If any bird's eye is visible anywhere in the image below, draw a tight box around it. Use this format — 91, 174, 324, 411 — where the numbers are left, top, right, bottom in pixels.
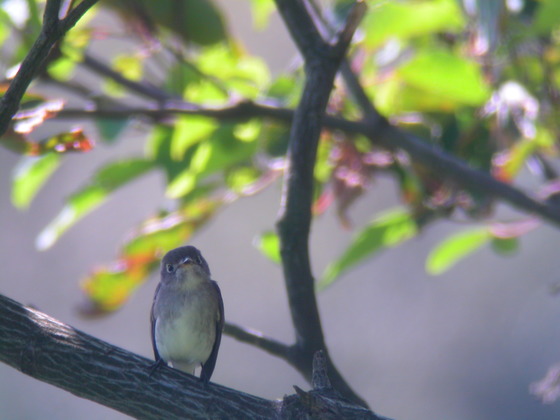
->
166, 264, 175, 273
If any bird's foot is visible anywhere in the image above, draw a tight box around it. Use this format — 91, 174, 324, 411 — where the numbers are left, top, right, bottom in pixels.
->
148, 358, 166, 377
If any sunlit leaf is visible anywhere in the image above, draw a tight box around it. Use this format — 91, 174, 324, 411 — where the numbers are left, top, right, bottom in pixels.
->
254, 231, 280, 263
166, 170, 197, 198
81, 253, 158, 314
166, 124, 258, 199
249, 0, 275, 30
47, 57, 77, 81
196, 45, 270, 98
320, 208, 417, 289
11, 153, 61, 209
493, 139, 537, 182
226, 166, 261, 193
233, 120, 261, 143
363, 0, 464, 47
170, 116, 216, 161
124, 198, 221, 257
426, 227, 490, 275
37, 159, 155, 249
398, 49, 490, 107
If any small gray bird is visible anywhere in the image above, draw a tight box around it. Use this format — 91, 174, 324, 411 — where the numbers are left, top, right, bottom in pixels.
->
150, 246, 224, 383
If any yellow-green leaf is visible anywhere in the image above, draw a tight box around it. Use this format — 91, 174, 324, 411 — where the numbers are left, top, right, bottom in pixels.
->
426, 227, 490, 275
12, 153, 61, 209
37, 159, 154, 249
254, 231, 280, 263
398, 49, 490, 107
363, 0, 464, 48
320, 208, 417, 289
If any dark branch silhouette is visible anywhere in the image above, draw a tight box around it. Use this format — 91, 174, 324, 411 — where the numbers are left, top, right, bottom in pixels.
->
274, 0, 368, 407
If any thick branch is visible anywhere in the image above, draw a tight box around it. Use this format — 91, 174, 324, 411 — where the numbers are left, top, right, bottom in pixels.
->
274, 0, 368, 408
0, 0, 99, 137
0, 293, 385, 419
0, 294, 275, 419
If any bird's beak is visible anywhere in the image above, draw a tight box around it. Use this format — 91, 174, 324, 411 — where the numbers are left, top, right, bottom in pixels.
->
180, 257, 194, 266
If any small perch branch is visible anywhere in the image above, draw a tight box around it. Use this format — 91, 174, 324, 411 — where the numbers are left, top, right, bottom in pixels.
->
224, 322, 292, 361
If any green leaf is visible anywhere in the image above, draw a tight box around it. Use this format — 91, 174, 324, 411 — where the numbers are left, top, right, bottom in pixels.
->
254, 231, 280, 263
363, 0, 464, 47
226, 166, 261, 193
36, 159, 154, 250
398, 49, 490, 107
170, 116, 216, 161
320, 208, 417, 289
250, 0, 275, 30
165, 124, 258, 199
11, 153, 61, 209
491, 237, 518, 255
113, 54, 143, 81
533, 0, 560, 34
47, 56, 77, 81
82, 258, 154, 313
95, 118, 129, 144
426, 227, 490, 275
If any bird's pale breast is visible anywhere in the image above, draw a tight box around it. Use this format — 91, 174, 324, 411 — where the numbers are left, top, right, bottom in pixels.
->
154, 285, 219, 373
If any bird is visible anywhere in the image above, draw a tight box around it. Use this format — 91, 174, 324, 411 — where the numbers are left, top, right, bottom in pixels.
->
150, 245, 224, 383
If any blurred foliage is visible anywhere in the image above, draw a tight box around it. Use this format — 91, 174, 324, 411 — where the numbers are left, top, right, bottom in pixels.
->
2, 0, 560, 311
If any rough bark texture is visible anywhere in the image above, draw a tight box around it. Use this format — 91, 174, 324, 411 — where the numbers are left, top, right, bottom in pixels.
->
0, 293, 387, 419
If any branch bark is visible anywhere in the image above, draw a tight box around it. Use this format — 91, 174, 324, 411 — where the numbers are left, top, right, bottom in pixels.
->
274, 0, 368, 408
0, 293, 385, 420
54, 99, 560, 227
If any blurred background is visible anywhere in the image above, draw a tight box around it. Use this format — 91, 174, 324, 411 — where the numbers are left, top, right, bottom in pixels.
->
2, 1, 560, 419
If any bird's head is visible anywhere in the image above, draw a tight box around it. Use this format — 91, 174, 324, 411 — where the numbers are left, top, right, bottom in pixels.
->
160, 246, 211, 287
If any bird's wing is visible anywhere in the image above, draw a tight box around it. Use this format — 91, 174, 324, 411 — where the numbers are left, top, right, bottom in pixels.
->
200, 280, 224, 383
150, 282, 162, 361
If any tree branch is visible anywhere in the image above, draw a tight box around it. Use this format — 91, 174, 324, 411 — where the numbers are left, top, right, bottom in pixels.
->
53, 98, 560, 228
81, 53, 173, 102
274, 0, 368, 408
0, 0, 99, 138
224, 322, 292, 361
0, 293, 385, 419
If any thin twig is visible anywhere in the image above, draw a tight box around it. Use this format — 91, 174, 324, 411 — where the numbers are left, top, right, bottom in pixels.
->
223, 322, 292, 361
81, 53, 173, 102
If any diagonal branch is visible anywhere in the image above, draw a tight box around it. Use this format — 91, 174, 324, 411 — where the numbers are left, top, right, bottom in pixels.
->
0, 0, 99, 138
0, 293, 385, 419
0, 294, 274, 419
81, 53, 173, 102
274, 0, 368, 408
